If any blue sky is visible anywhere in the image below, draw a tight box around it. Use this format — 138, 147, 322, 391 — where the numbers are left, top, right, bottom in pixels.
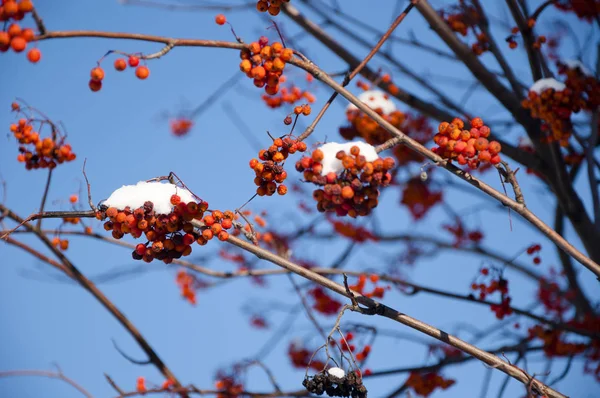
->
0, 1, 598, 397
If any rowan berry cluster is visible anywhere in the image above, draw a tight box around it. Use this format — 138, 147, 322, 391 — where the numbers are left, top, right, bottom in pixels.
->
239, 37, 294, 96
296, 145, 394, 217
303, 369, 367, 398
521, 83, 575, 146
170, 117, 193, 137
400, 177, 443, 220
100, 196, 235, 264
558, 61, 600, 112
88, 55, 150, 92
537, 275, 573, 318
262, 78, 316, 109
438, 1, 489, 55
433, 117, 501, 167
470, 268, 512, 319
528, 325, 587, 357
349, 274, 389, 299
526, 243, 542, 265
330, 219, 377, 243
250, 136, 307, 196
404, 372, 456, 397
255, 0, 289, 16
553, 0, 600, 22
10, 104, 77, 170
309, 286, 342, 315
215, 376, 244, 398
289, 341, 325, 371
176, 270, 197, 305
0, 1, 40, 61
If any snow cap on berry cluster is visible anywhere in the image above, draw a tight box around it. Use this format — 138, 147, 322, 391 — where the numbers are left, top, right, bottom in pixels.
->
102, 181, 196, 215
529, 78, 566, 94
562, 59, 592, 76
328, 367, 346, 379
346, 90, 396, 114
319, 141, 378, 175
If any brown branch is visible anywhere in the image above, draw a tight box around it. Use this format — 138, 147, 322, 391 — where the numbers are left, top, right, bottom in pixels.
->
37, 169, 53, 229
0, 369, 93, 398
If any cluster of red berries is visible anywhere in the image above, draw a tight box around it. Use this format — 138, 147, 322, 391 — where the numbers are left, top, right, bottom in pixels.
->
296, 146, 394, 218
10, 105, 77, 170
0, 1, 40, 61
100, 196, 235, 264
537, 275, 573, 318
176, 270, 197, 305
333, 332, 372, 362
439, 2, 489, 55
239, 37, 294, 96
349, 274, 389, 299
433, 117, 501, 167
170, 117, 193, 137
255, 0, 289, 16
308, 286, 342, 315
521, 85, 575, 147
526, 243, 542, 265
262, 78, 316, 109
288, 341, 326, 371
558, 61, 600, 113
505, 20, 546, 50
215, 376, 244, 398
340, 84, 433, 167
400, 177, 443, 220
330, 219, 377, 243
405, 372, 456, 397
553, 0, 600, 22
470, 268, 512, 319
528, 325, 587, 357
89, 56, 149, 92
284, 104, 312, 125
249, 136, 307, 196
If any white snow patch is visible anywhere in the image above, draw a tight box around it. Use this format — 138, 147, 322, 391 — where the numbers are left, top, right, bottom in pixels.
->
529, 78, 566, 94
102, 181, 196, 215
562, 59, 592, 76
346, 90, 396, 114
328, 367, 346, 379
319, 141, 378, 176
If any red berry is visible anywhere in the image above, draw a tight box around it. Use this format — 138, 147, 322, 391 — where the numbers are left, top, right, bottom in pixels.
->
128, 55, 140, 67
170, 194, 181, 205
135, 65, 150, 80
26, 47, 41, 63
114, 58, 127, 71
215, 14, 226, 25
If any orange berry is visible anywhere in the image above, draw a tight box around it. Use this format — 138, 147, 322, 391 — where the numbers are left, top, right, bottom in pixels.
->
268, 5, 280, 16
280, 48, 293, 62
4, 1, 18, 16
215, 14, 226, 25
10, 36, 26, 52
301, 105, 311, 115
369, 274, 379, 283
26, 47, 40, 63
202, 229, 214, 240
256, 1, 268, 12
7, 23, 21, 37
135, 65, 150, 79
471, 117, 484, 128
114, 58, 127, 71
488, 141, 501, 155
218, 230, 229, 241
69, 194, 78, 203
341, 186, 354, 199
90, 67, 105, 81
60, 239, 69, 250
239, 59, 252, 73
312, 149, 324, 162
21, 28, 34, 42
277, 184, 288, 195
248, 41, 261, 54
19, 0, 34, 13
251, 66, 266, 79
0, 32, 9, 47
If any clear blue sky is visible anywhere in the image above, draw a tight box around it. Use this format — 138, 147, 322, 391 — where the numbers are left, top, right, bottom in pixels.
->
0, 1, 598, 397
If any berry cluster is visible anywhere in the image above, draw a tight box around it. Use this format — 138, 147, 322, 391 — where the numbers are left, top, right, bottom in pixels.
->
51, 236, 70, 251
255, 0, 289, 16
330, 219, 377, 243
469, 268, 512, 319
505, 20, 546, 50
289, 341, 326, 371
262, 78, 316, 109
0, 1, 40, 62
89, 55, 149, 92
559, 60, 600, 112
215, 376, 244, 398
553, 0, 600, 22
438, 1, 489, 55
432, 117, 501, 167
250, 136, 307, 196
136, 376, 146, 393
528, 325, 587, 357
404, 372, 456, 397
349, 274, 389, 300
308, 286, 342, 315
176, 270, 197, 305
526, 243, 542, 265
296, 145, 394, 217
303, 370, 367, 398
239, 37, 294, 96
100, 195, 235, 264
10, 105, 77, 170
401, 177, 443, 220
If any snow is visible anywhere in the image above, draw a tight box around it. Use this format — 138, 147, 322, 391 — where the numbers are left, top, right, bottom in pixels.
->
346, 90, 396, 114
319, 141, 378, 175
529, 78, 566, 94
101, 181, 196, 215
328, 367, 346, 379
562, 59, 592, 76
